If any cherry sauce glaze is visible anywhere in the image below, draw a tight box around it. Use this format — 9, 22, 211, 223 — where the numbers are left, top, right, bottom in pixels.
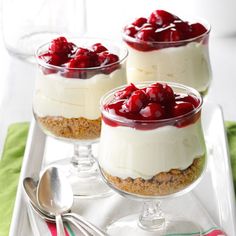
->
38, 36, 120, 79
102, 82, 201, 130
123, 10, 209, 51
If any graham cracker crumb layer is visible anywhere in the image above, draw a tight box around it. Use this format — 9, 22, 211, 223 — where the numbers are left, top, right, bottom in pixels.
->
37, 116, 101, 140
102, 157, 204, 196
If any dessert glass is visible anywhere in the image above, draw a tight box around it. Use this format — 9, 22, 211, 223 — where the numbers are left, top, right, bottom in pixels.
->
99, 82, 206, 234
33, 38, 128, 198
123, 20, 212, 96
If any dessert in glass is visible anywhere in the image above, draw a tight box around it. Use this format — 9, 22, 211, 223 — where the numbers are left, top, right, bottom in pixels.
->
33, 36, 128, 197
123, 10, 212, 96
99, 81, 206, 234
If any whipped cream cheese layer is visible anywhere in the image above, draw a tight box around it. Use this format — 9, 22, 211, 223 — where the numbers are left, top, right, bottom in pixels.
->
99, 119, 205, 180
126, 42, 211, 93
33, 68, 126, 119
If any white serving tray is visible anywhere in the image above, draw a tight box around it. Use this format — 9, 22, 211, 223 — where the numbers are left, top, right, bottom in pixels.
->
9, 101, 236, 235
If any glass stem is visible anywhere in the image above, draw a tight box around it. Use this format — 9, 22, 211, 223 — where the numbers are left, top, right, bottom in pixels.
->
139, 201, 165, 230
71, 143, 96, 172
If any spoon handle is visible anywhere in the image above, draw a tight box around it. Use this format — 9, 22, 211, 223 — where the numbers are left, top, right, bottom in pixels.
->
68, 213, 107, 236
56, 214, 66, 236
66, 217, 91, 236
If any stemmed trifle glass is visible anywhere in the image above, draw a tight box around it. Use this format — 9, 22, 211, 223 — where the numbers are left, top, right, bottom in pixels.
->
33, 36, 128, 198
123, 9, 212, 96
99, 81, 207, 235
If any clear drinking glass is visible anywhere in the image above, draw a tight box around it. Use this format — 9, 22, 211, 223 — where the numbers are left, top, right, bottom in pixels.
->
1, 0, 86, 61
99, 82, 207, 235
33, 38, 128, 198
123, 20, 212, 96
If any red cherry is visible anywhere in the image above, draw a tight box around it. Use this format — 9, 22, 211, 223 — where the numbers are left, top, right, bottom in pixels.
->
140, 103, 165, 119
190, 23, 207, 38
39, 52, 67, 66
172, 102, 195, 117
140, 23, 157, 30
74, 48, 98, 66
75, 47, 90, 56
146, 83, 165, 103
49, 36, 75, 56
38, 53, 59, 74
133, 17, 148, 27
114, 83, 138, 99
68, 54, 91, 68
92, 43, 108, 53
98, 51, 120, 74
48, 53, 65, 65
175, 94, 200, 108
124, 25, 138, 37
126, 90, 148, 113
106, 53, 119, 64
66, 55, 91, 79
160, 28, 183, 41
98, 51, 119, 66
174, 21, 192, 39
136, 27, 156, 41
98, 51, 109, 65
148, 10, 179, 26
162, 84, 175, 105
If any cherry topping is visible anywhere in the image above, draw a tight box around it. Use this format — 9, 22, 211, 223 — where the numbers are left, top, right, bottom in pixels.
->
140, 103, 165, 119
49, 37, 75, 56
146, 83, 165, 103
123, 10, 208, 51
39, 52, 65, 66
124, 25, 138, 37
133, 17, 148, 27
160, 28, 183, 42
98, 51, 119, 66
39, 37, 121, 78
114, 83, 138, 99
146, 83, 175, 105
148, 10, 179, 26
92, 43, 108, 53
172, 102, 195, 117
162, 84, 175, 105
174, 21, 191, 38
136, 27, 156, 41
75, 47, 90, 56
68, 55, 91, 68
190, 23, 207, 38
140, 23, 157, 30
175, 94, 199, 107
103, 82, 201, 129
126, 90, 148, 113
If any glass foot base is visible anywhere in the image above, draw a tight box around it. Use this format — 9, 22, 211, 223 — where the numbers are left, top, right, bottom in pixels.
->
107, 214, 202, 236
47, 158, 113, 199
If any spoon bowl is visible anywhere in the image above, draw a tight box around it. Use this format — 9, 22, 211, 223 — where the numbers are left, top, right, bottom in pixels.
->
23, 176, 107, 236
37, 166, 73, 236
37, 166, 74, 214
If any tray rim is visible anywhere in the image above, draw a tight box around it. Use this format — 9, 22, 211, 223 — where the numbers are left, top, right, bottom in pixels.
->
9, 120, 46, 236
9, 102, 236, 236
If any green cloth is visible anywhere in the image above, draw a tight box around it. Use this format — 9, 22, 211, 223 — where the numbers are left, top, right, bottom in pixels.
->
0, 123, 29, 236
226, 121, 236, 193
0, 122, 236, 236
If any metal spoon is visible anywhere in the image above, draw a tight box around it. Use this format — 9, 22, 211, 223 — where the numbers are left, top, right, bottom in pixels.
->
37, 167, 73, 236
23, 177, 107, 236
23, 177, 90, 235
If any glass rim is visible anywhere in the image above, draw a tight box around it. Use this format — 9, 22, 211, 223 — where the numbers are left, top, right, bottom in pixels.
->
35, 37, 129, 71
122, 18, 211, 45
100, 81, 203, 125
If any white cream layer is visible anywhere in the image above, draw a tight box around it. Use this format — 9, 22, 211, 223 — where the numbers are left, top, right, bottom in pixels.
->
99, 119, 205, 180
126, 42, 211, 93
33, 68, 126, 119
